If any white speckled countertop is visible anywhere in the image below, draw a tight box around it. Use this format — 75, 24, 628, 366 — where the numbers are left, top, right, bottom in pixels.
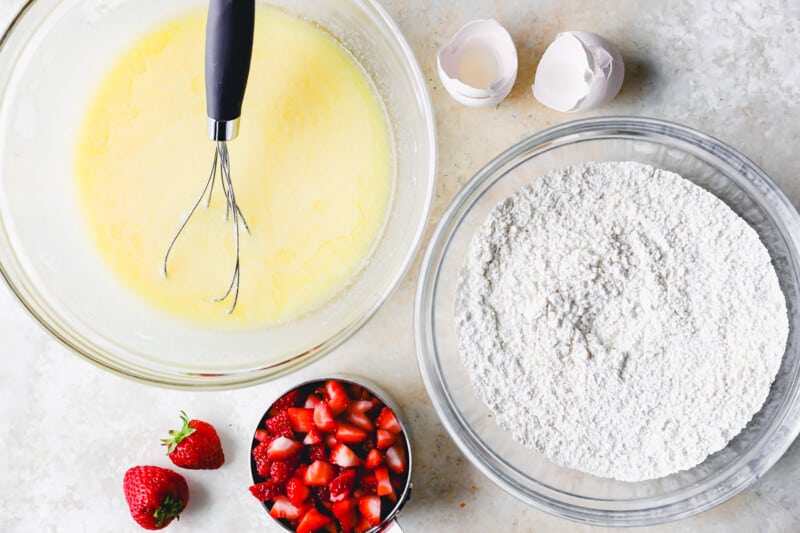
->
1, 1, 799, 532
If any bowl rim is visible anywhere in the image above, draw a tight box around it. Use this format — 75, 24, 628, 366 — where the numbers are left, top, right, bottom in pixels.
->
414, 115, 800, 526
0, 0, 437, 389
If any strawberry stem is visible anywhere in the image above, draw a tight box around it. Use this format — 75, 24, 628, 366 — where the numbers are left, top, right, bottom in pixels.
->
153, 494, 184, 527
161, 411, 196, 455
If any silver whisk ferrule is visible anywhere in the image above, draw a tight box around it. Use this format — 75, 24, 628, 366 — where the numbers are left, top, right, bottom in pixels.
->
209, 118, 240, 141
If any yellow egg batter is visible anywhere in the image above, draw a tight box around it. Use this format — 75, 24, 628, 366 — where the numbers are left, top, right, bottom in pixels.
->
75, 8, 393, 327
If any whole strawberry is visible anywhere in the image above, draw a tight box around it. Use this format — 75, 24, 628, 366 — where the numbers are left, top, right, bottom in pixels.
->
162, 411, 225, 470
123, 465, 188, 530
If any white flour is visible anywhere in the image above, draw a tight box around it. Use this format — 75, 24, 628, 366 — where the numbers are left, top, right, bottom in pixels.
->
456, 161, 788, 481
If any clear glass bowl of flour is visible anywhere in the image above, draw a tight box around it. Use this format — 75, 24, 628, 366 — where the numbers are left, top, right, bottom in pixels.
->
415, 117, 800, 526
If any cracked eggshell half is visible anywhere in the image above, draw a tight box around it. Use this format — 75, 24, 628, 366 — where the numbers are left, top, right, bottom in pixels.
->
532, 31, 625, 113
437, 19, 518, 108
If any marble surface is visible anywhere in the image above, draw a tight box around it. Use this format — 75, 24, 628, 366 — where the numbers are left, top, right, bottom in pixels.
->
1, 0, 799, 531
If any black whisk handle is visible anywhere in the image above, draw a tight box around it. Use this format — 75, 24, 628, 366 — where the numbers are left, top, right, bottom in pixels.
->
205, 0, 255, 137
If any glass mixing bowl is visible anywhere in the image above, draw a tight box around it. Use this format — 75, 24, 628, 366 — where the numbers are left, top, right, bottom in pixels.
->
0, 0, 435, 388
415, 117, 800, 526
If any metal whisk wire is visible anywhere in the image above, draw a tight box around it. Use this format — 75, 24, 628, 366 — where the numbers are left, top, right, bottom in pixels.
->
162, 0, 255, 315
162, 141, 249, 314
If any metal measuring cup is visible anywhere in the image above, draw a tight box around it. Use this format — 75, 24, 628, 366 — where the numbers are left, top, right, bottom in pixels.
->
250, 375, 413, 532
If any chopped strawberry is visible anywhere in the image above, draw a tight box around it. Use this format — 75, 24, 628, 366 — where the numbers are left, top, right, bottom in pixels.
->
266, 412, 294, 438
311, 485, 331, 504
376, 429, 396, 449
267, 437, 303, 460
307, 443, 327, 462
304, 460, 336, 486
376, 407, 402, 434
287, 408, 315, 433
324, 432, 339, 449
325, 380, 350, 415
252, 441, 272, 478
329, 468, 357, 502
330, 443, 362, 468
294, 464, 308, 479
336, 423, 368, 444
332, 497, 358, 532
270, 389, 299, 415
347, 383, 366, 399
313, 402, 337, 432
358, 495, 382, 527
354, 514, 372, 533
385, 443, 407, 474
365, 449, 383, 470
296, 508, 333, 533
303, 428, 323, 445
360, 433, 377, 455
304, 393, 322, 409
249, 480, 283, 502
270, 456, 299, 484
346, 401, 375, 431
374, 466, 394, 499
286, 477, 310, 507
358, 473, 377, 495
269, 495, 302, 520
254, 429, 271, 443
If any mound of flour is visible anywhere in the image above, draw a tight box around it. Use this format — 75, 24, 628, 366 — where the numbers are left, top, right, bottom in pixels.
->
456, 161, 788, 481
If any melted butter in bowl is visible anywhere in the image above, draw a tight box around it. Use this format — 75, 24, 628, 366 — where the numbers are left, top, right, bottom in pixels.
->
75, 7, 393, 327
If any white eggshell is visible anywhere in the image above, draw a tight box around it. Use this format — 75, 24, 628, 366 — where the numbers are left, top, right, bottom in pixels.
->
437, 19, 518, 108
532, 31, 625, 113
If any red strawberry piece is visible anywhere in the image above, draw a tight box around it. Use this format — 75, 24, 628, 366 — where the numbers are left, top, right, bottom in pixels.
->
324, 380, 350, 415
266, 436, 303, 460
330, 443, 362, 468
286, 477, 310, 507
313, 402, 337, 432
365, 449, 383, 470
270, 457, 299, 484
376, 429, 396, 450
287, 408, 316, 433
360, 433, 377, 455
376, 407, 402, 434
307, 443, 328, 462
332, 497, 358, 532
296, 508, 333, 533
328, 468, 357, 502
304, 393, 322, 409
266, 412, 294, 438
270, 389, 299, 415
347, 383, 366, 398
374, 466, 394, 499
346, 401, 375, 431
303, 428, 323, 445
269, 495, 302, 520
252, 441, 272, 478
336, 423, 368, 444
304, 460, 336, 486
123, 466, 188, 531
354, 514, 372, 533
358, 495, 382, 527
311, 485, 331, 503
324, 432, 339, 449
161, 412, 225, 470
385, 443, 407, 474
359, 473, 377, 495
294, 464, 308, 479
254, 429, 271, 443
249, 479, 283, 502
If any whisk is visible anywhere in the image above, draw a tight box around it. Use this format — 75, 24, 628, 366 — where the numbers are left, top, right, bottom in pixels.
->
163, 0, 255, 314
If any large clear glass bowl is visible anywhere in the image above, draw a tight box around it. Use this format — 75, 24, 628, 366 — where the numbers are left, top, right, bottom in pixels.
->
0, 0, 435, 388
415, 117, 800, 526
